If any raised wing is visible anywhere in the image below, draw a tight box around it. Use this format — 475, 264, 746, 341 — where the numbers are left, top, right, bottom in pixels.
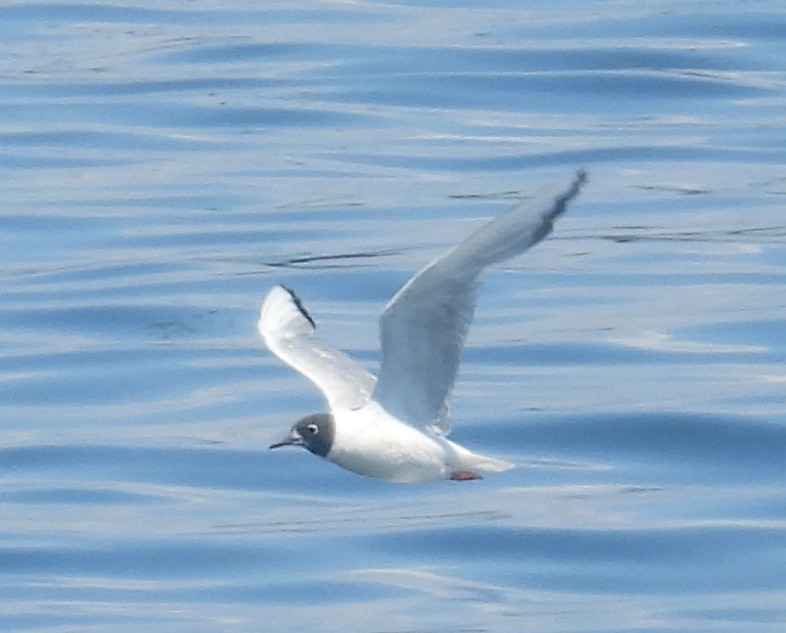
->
258, 285, 375, 411
373, 170, 587, 433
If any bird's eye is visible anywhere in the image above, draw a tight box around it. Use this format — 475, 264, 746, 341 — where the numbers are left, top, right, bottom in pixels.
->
307, 423, 319, 435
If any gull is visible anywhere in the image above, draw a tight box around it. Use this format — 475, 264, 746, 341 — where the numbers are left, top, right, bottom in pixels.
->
260, 170, 586, 483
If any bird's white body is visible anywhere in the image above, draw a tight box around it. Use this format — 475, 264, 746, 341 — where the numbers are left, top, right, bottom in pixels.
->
329, 401, 511, 483
260, 171, 586, 483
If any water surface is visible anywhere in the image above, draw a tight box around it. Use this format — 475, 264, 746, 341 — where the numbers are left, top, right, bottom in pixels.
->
1, 1, 785, 631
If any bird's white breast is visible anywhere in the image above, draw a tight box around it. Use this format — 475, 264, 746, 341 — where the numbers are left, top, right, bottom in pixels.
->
328, 402, 448, 483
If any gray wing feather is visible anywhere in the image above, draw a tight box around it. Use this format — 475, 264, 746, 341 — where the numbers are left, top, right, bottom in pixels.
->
373, 170, 587, 433
258, 285, 375, 411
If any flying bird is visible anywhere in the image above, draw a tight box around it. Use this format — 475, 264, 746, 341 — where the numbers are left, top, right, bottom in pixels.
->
260, 171, 586, 483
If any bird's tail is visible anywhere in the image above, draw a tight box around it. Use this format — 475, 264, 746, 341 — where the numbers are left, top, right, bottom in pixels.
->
446, 439, 515, 473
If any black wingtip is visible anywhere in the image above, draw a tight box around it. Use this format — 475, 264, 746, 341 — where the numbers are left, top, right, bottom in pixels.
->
570, 169, 588, 196
545, 169, 587, 226
281, 285, 316, 329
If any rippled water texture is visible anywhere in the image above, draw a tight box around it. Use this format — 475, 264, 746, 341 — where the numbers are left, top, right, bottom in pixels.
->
1, 1, 785, 631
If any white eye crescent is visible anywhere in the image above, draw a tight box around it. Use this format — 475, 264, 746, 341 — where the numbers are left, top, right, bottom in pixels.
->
307, 423, 319, 434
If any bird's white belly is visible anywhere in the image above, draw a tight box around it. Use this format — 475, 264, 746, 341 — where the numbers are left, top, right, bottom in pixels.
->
328, 404, 447, 483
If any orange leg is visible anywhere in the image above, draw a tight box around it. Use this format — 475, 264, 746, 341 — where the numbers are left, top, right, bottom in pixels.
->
449, 470, 483, 481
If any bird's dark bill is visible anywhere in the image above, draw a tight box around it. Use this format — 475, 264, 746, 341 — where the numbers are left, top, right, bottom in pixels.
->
269, 430, 302, 449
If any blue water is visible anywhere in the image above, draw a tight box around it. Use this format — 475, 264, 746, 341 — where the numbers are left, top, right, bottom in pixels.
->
2, 1, 786, 631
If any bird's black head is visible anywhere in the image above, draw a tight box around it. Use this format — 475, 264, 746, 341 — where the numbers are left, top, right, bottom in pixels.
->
269, 412, 335, 457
